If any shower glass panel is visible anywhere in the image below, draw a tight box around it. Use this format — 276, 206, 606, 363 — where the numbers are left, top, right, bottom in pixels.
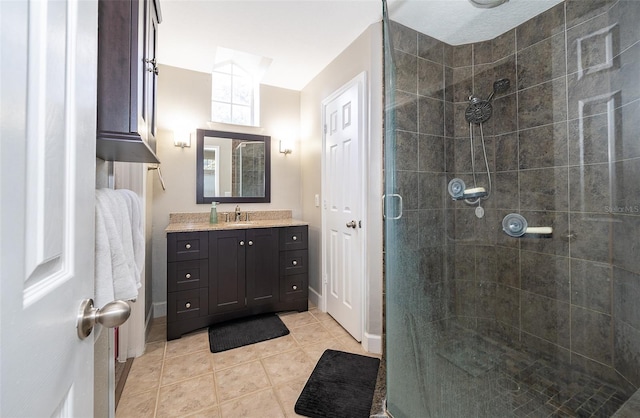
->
384, 1, 640, 416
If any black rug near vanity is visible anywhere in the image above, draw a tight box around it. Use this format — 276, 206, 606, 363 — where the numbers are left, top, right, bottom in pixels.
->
208, 313, 289, 353
295, 349, 381, 418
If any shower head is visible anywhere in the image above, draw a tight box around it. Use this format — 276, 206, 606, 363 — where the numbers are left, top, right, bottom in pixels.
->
486, 78, 511, 102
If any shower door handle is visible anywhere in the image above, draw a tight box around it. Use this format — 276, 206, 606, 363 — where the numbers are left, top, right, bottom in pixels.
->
382, 194, 403, 220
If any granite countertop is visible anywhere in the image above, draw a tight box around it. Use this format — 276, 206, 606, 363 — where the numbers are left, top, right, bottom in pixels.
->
165, 210, 308, 233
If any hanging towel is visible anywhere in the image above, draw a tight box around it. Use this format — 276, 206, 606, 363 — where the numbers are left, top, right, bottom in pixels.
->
116, 189, 144, 289
94, 189, 140, 308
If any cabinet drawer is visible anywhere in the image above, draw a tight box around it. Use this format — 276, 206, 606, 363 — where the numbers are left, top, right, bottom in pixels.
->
168, 259, 208, 292
167, 289, 209, 323
280, 250, 308, 276
167, 231, 208, 262
280, 273, 307, 301
279, 226, 308, 251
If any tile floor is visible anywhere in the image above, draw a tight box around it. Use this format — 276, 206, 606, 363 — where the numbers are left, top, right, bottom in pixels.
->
116, 304, 380, 418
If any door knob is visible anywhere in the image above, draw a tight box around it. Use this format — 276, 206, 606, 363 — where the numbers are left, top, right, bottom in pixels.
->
77, 299, 131, 340
346, 220, 357, 228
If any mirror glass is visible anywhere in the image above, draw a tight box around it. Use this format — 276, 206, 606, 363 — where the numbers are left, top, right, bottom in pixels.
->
196, 129, 271, 203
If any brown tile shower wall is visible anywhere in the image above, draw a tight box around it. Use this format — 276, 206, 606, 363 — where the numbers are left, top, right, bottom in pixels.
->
391, 0, 640, 392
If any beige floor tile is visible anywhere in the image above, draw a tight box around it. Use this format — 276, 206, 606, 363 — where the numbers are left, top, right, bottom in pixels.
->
219, 388, 285, 418
274, 378, 308, 418
261, 348, 316, 386
210, 344, 260, 371
277, 311, 318, 329
165, 329, 209, 358
156, 374, 217, 418
308, 308, 333, 322
184, 406, 221, 418
214, 360, 271, 402
320, 318, 353, 339
147, 319, 167, 343
253, 334, 299, 358
123, 347, 164, 395
161, 350, 213, 386
301, 338, 345, 363
289, 322, 333, 346
116, 388, 157, 418
338, 335, 380, 357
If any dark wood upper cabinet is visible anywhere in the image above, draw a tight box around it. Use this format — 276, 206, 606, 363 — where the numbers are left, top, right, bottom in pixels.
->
96, 0, 161, 163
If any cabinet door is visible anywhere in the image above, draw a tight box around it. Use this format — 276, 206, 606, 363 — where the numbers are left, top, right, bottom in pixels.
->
246, 228, 280, 306
143, 0, 160, 148
209, 230, 246, 313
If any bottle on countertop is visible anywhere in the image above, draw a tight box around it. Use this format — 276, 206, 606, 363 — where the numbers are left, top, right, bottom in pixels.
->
209, 202, 219, 224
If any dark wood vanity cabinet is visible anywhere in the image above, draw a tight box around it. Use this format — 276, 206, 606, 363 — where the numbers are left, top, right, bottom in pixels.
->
167, 226, 308, 340
96, 0, 161, 163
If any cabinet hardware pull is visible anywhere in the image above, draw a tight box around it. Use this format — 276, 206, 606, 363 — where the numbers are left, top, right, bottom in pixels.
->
185, 273, 191, 279
185, 302, 191, 309
248, 240, 254, 246
292, 235, 297, 241
239, 240, 245, 246
292, 285, 298, 290
185, 243, 191, 249
292, 260, 298, 266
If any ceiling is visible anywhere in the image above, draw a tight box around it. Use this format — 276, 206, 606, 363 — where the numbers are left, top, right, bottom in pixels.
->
157, 0, 563, 91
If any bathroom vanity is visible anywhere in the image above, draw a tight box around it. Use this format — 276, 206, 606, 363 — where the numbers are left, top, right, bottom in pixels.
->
165, 211, 308, 340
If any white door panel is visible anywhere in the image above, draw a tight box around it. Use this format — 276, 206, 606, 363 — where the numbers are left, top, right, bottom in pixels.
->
323, 73, 366, 341
1, 0, 98, 416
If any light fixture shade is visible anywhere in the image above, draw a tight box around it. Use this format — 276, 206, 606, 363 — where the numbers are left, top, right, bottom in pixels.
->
174, 130, 191, 148
468, 0, 509, 8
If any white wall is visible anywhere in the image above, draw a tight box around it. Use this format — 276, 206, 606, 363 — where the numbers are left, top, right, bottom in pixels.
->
300, 22, 384, 352
151, 64, 302, 316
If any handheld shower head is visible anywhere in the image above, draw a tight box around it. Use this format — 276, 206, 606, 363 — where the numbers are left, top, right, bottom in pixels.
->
486, 78, 511, 101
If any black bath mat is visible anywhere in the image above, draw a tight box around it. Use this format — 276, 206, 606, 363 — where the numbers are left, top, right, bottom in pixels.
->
295, 349, 380, 418
208, 313, 289, 353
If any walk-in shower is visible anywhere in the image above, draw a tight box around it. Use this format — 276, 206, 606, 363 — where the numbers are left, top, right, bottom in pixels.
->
384, 1, 640, 416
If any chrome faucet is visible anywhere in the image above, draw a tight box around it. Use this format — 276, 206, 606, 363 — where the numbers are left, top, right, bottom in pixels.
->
235, 205, 241, 222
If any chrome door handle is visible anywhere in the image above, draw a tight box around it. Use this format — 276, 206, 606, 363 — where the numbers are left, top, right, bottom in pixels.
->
346, 220, 357, 228
77, 299, 131, 340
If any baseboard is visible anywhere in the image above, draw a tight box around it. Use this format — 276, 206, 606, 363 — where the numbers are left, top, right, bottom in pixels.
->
153, 301, 167, 318
362, 331, 382, 355
308, 287, 322, 310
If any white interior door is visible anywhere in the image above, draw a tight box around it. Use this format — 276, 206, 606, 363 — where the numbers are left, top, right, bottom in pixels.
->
0, 0, 98, 416
323, 73, 366, 341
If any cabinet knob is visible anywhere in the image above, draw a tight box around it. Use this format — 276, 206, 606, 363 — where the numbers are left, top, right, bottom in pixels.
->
292, 260, 298, 266
292, 285, 298, 290
185, 302, 191, 309
185, 273, 191, 279
239, 240, 245, 246
292, 235, 297, 241
185, 243, 191, 249
248, 240, 254, 246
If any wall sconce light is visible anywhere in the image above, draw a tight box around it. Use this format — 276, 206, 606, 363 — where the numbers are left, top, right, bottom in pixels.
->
279, 139, 293, 155
174, 131, 191, 148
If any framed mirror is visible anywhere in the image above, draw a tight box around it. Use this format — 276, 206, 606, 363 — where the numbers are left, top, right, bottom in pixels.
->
196, 129, 271, 203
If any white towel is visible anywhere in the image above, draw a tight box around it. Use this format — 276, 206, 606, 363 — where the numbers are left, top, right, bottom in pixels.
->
116, 189, 144, 289
94, 189, 140, 308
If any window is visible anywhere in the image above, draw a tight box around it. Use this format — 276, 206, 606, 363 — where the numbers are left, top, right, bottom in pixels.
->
211, 62, 259, 127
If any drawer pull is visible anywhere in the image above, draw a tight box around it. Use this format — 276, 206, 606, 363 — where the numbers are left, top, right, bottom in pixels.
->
185, 273, 191, 279
292, 235, 297, 241
248, 240, 254, 246
292, 285, 298, 290
185, 302, 191, 309
292, 260, 298, 266
185, 243, 191, 249
240, 240, 245, 246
